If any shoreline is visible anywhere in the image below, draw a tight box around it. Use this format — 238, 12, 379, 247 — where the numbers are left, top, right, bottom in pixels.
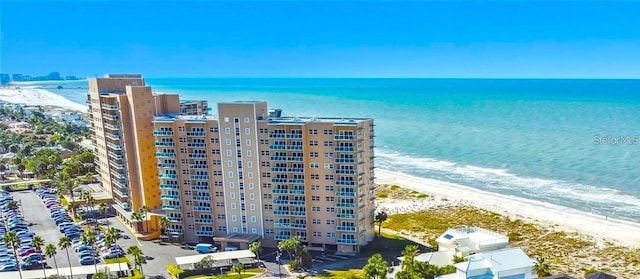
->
0, 86, 87, 112
375, 168, 640, 248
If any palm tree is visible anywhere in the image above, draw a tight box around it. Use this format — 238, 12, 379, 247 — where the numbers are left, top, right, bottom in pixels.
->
374, 211, 388, 236
99, 202, 109, 228
231, 263, 244, 279
249, 240, 262, 261
127, 246, 146, 276
5, 200, 18, 211
362, 253, 389, 279
3, 231, 23, 279
17, 164, 25, 179
533, 257, 551, 278
58, 236, 73, 278
131, 211, 143, 233
105, 227, 122, 248
139, 205, 150, 233
159, 216, 169, 237
32, 236, 47, 278
45, 243, 60, 277
401, 245, 419, 271
82, 230, 99, 273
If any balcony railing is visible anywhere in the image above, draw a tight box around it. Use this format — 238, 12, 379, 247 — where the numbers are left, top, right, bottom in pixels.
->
273, 210, 306, 217
106, 142, 122, 150
274, 222, 307, 229
196, 231, 214, 237
336, 191, 357, 197
195, 218, 213, 224
112, 188, 129, 198
335, 169, 355, 175
157, 163, 177, 169
156, 152, 176, 158
102, 114, 119, 121
159, 184, 179, 190
161, 194, 180, 200
336, 226, 357, 232
334, 135, 356, 140
193, 196, 211, 201
153, 130, 174, 136
155, 141, 175, 147
192, 186, 210, 191
101, 104, 119, 110
188, 153, 207, 158
336, 213, 358, 219
189, 164, 208, 169
162, 204, 181, 211
334, 146, 355, 152
166, 228, 183, 234
186, 131, 205, 137
103, 123, 120, 130
274, 235, 292, 241
336, 180, 356, 186
336, 202, 357, 208
193, 206, 212, 212
167, 217, 182, 222
191, 175, 209, 181
336, 238, 358, 245
159, 174, 178, 179
187, 142, 206, 148
335, 158, 356, 163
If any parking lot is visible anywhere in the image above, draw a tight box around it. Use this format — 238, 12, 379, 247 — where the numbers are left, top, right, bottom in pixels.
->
11, 191, 81, 268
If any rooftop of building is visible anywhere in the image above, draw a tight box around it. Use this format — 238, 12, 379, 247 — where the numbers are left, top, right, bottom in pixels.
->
454, 248, 534, 273
437, 226, 508, 245
152, 113, 370, 125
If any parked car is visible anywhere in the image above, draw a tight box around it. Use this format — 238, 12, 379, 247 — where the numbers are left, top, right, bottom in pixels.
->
80, 256, 100, 265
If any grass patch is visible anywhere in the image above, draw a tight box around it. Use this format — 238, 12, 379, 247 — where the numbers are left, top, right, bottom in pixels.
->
60, 197, 68, 205
390, 185, 400, 190
104, 256, 130, 264
416, 194, 429, 198
124, 269, 144, 279
318, 269, 363, 279
184, 268, 262, 279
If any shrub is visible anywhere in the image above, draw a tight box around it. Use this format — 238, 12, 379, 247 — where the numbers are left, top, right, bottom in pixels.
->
507, 232, 522, 241
417, 194, 429, 198
167, 264, 185, 278
390, 185, 400, 190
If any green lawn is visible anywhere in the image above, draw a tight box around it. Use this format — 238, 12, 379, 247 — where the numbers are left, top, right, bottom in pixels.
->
317, 269, 363, 279
104, 256, 130, 264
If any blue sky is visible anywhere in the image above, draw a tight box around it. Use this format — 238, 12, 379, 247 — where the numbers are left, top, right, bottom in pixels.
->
1, 0, 639, 78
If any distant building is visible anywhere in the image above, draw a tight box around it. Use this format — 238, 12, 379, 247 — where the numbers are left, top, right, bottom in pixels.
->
47, 72, 62, 80
22, 75, 33, 81
0, 74, 9, 85
436, 226, 509, 257
65, 76, 79, 80
180, 100, 209, 115
436, 248, 537, 279
11, 74, 24, 82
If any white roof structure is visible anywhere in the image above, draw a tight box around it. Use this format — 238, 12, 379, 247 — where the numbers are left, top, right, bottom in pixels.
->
175, 249, 256, 266
444, 248, 535, 279
436, 226, 508, 253
397, 250, 455, 266
1, 263, 127, 279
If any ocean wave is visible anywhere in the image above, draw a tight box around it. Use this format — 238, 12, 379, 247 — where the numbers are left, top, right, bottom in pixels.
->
375, 149, 640, 221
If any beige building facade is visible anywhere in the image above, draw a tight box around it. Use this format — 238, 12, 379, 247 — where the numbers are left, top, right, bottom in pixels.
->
153, 101, 376, 255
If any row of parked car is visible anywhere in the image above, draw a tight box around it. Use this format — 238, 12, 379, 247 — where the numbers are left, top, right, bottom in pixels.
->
0, 191, 47, 272
37, 187, 105, 266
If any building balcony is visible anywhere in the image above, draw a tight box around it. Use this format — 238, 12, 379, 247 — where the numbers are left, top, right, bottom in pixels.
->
335, 146, 356, 152
269, 145, 286, 150
112, 188, 129, 198
188, 153, 207, 158
161, 194, 180, 200
103, 123, 120, 130
193, 196, 211, 201
334, 135, 356, 141
336, 213, 358, 219
268, 133, 286, 138
285, 134, 303, 139
273, 199, 305, 206
106, 142, 122, 150
159, 184, 179, 190
162, 204, 181, 211
166, 228, 183, 234
109, 161, 124, 170
187, 142, 206, 148
336, 202, 357, 208
336, 238, 358, 245
191, 175, 209, 181
196, 231, 214, 237
192, 186, 210, 191
336, 180, 356, 186
112, 179, 127, 188
102, 114, 119, 121
167, 217, 182, 223
189, 164, 208, 169
274, 235, 292, 241
153, 130, 174, 136
108, 151, 123, 160
156, 152, 176, 158
112, 173, 126, 180
195, 218, 213, 224
101, 103, 119, 110
270, 156, 287, 161
272, 189, 288, 194
155, 141, 175, 147
336, 226, 357, 232
287, 157, 303, 162
335, 169, 356, 175
159, 174, 178, 179
270, 167, 287, 172
105, 132, 121, 141
157, 163, 177, 169
273, 210, 306, 217
274, 222, 307, 229
186, 131, 205, 137
193, 206, 212, 212
335, 158, 356, 163
336, 191, 357, 197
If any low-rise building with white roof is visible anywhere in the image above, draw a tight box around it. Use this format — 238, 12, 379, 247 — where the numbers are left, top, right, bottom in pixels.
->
437, 226, 509, 257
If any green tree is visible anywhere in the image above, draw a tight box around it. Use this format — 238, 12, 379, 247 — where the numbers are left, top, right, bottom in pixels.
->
159, 216, 169, 237
105, 227, 122, 248
0, 164, 6, 180
81, 230, 99, 273
139, 205, 150, 233
131, 212, 143, 232
58, 236, 74, 278
375, 211, 388, 236
452, 255, 465, 264
5, 200, 19, 211
3, 231, 23, 279
99, 202, 109, 227
249, 241, 262, 261
533, 257, 551, 278
401, 245, 419, 271
194, 255, 214, 271
45, 243, 60, 277
92, 267, 116, 279
127, 246, 147, 276
231, 263, 244, 279
277, 236, 300, 259
17, 163, 25, 179
362, 253, 389, 279
32, 235, 47, 278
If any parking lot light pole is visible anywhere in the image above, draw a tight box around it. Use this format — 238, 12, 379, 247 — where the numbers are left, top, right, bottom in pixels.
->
276, 249, 282, 278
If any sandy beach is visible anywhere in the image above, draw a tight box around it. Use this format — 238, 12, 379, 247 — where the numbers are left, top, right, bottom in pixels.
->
375, 168, 640, 248
0, 86, 87, 112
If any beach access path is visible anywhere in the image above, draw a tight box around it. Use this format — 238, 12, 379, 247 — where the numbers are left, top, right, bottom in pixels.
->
375, 169, 640, 248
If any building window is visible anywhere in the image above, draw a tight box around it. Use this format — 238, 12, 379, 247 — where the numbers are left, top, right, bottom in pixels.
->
309, 140, 318, 146
313, 232, 322, 237
226, 139, 231, 145
260, 128, 268, 134
324, 163, 334, 169
326, 207, 335, 213
230, 193, 235, 199
252, 228, 257, 233
248, 183, 254, 189
311, 196, 320, 201
228, 160, 233, 167
217, 214, 225, 219
326, 220, 335, 225
325, 175, 334, 180
244, 117, 250, 123
309, 129, 317, 134
224, 117, 229, 123
251, 216, 257, 223
245, 128, 250, 135
327, 232, 336, 238
310, 174, 319, 180
229, 182, 234, 188
311, 185, 320, 190
325, 152, 333, 158
310, 163, 318, 169
246, 139, 251, 146
325, 185, 334, 191
226, 150, 232, 156
225, 127, 230, 134
312, 219, 321, 224
232, 215, 237, 222
218, 226, 226, 231
324, 141, 333, 146
312, 206, 320, 212
188, 225, 195, 230
231, 203, 236, 209
265, 229, 274, 234
233, 227, 238, 232
324, 129, 333, 135
247, 150, 252, 157
249, 193, 255, 200
250, 204, 255, 210
326, 197, 335, 202
228, 171, 234, 178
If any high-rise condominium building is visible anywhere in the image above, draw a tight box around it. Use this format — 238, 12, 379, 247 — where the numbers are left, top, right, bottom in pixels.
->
87, 74, 203, 232
153, 101, 376, 255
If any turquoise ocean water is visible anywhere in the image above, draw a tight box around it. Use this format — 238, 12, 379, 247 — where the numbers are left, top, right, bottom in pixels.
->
46, 78, 640, 222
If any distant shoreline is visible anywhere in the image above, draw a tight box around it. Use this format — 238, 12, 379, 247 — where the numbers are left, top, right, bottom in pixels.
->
0, 86, 87, 112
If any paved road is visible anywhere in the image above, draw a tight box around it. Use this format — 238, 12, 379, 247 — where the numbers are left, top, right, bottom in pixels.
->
12, 191, 81, 269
